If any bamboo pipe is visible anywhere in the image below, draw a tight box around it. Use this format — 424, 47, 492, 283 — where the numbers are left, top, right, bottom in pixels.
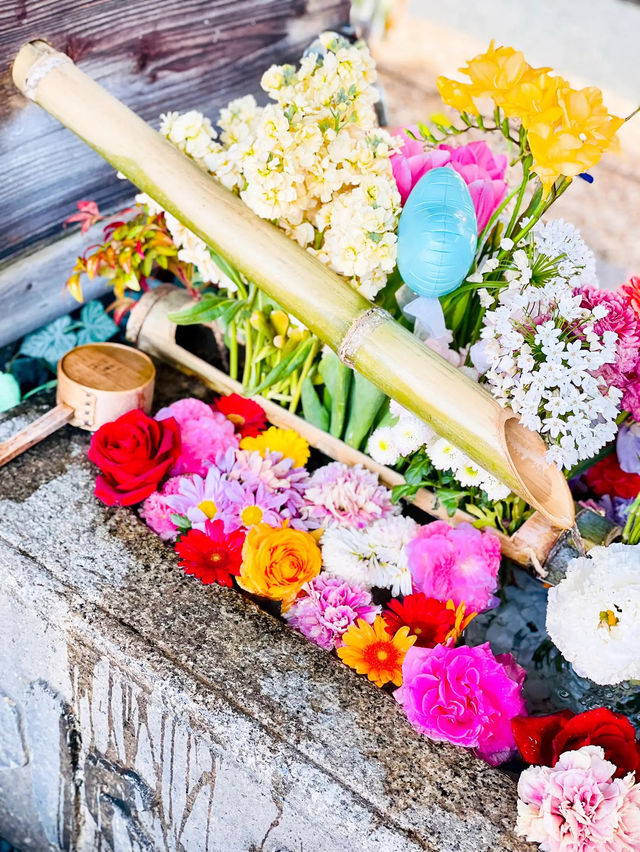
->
12, 40, 575, 529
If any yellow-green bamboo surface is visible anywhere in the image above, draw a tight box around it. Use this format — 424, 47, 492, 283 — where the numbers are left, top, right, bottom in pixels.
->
12, 40, 575, 529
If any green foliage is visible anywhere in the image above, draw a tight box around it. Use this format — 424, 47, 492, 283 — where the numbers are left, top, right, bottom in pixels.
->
0, 372, 21, 413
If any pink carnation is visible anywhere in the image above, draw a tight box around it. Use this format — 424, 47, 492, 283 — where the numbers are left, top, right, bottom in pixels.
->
516, 745, 640, 852
580, 286, 640, 375
155, 397, 239, 476
406, 521, 501, 612
391, 129, 508, 231
395, 642, 526, 766
139, 476, 184, 540
302, 462, 397, 530
285, 575, 379, 650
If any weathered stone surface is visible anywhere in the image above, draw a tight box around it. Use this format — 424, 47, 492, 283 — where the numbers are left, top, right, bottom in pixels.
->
0, 366, 534, 851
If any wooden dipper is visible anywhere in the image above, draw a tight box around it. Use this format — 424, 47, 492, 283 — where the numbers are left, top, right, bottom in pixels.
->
0, 342, 155, 467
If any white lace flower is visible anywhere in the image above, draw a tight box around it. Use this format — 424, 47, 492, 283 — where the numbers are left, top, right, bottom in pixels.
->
546, 544, 640, 685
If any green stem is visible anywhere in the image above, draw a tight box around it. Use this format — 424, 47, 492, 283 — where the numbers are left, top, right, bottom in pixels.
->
229, 318, 238, 380
505, 156, 532, 238
289, 338, 319, 413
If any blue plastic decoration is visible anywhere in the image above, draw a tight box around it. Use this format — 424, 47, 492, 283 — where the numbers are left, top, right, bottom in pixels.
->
397, 166, 477, 339
398, 166, 477, 298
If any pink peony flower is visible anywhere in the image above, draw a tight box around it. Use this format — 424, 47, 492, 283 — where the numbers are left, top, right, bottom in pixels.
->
395, 642, 526, 765
302, 462, 398, 530
139, 476, 184, 540
285, 575, 380, 650
391, 129, 508, 231
406, 521, 501, 612
516, 745, 640, 852
155, 397, 239, 476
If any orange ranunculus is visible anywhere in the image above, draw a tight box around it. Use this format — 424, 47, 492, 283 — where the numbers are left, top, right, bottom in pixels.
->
238, 523, 321, 607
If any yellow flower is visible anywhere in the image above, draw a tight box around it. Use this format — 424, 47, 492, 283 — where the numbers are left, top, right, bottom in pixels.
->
238, 523, 321, 607
444, 600, 476, 644
240, 426, 310, 468
460, 42, 549, 105
499, 72, 565, 125
436, 76, 478, 114
337, 616, 416, 688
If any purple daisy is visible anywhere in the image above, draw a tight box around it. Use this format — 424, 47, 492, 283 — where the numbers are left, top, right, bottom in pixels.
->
163, 467, 244, 529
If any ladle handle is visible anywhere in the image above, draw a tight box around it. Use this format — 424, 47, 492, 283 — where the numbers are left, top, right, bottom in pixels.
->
0, 403, 74, 467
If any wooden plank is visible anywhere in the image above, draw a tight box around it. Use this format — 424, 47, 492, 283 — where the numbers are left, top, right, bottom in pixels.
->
0, 0, 350, 263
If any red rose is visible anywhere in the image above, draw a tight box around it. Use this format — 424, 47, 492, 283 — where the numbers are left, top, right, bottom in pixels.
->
88, 410, 181, 506
584, 453, 640, 500
512, 707, 640, 778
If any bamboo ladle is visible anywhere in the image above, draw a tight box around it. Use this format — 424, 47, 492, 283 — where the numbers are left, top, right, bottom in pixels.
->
0, 342, 155, 467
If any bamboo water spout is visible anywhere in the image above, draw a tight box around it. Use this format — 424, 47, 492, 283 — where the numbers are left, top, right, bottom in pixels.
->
13, 40, 575, 529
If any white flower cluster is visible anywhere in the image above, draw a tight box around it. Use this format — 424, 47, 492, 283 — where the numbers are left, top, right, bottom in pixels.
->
476, 222, 621, 469
367, 401, 511, 501
137, 111, 238, 290
546, 544, 640, 685
321, 515, 418, 596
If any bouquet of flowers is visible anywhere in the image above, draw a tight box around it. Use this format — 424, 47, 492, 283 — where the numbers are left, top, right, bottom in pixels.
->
60, 34, 640, 849
87, 391, 640, 851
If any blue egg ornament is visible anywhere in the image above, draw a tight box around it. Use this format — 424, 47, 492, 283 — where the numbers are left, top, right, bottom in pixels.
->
397, 166, 477, 299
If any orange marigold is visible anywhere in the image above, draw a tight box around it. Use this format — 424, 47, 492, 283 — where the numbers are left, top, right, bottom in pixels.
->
238, 523, 321, 608
337, 616, 416, 688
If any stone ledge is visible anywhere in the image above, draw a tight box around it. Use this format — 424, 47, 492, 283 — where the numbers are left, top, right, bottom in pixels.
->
0, 367, 534, 851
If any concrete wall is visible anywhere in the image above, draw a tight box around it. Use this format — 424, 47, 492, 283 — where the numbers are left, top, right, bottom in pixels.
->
0, 369, 534, 851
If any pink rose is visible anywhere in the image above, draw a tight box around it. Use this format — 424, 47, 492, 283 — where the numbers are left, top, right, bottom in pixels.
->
406, 521, 501, 612
516, 745, 640, 852
391, 130, 508, 231
394, 642, 526, 766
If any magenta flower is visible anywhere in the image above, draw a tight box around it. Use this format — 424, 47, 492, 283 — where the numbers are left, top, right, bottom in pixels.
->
391, 129, 508, 231
302, 462, 397, 530
580, 286, 640, 375
406, 521, 501, 612
516, 746, 640, 852
285, 575, 380, 650
139, 475, 184, 540
163, 467, 244, 530
395, 642, 526, 766
155, 397, 239, 476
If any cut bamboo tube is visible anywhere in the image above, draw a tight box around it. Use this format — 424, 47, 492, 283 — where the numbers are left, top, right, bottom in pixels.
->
13, 39, 575, 529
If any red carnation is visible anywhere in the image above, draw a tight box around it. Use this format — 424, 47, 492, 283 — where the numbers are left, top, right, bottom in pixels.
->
383, 593, 457, 648
512, 707, 640, 778
584, 453, 640, 500
213, 393, 267, 438
88, 409, 181, 506
174, 519, 244, 586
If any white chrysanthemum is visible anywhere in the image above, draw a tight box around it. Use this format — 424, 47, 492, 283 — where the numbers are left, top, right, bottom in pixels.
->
546, 544, 640, 685
367, 426, 400, 465
320, 526, 372, 586
365, 515, 417, 596
428, 437, 465, 472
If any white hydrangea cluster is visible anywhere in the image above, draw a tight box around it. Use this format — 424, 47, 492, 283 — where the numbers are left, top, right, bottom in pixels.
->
321, 514, 418, 597
367, 401, 511, 501
546, 544, 640, 685
475, 222, 621, 469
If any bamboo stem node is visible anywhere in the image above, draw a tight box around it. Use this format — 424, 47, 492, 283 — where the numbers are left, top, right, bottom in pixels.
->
337, 307, 390, 368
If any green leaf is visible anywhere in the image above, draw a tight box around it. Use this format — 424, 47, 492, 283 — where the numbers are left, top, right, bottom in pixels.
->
208, 249, 244, 290
76, 300, 118, 345
251, 338, 315, 395
170, 513, 192, 532
435, 488, 467, 517
343, 372, 386, 450
319, 349, 351, 438
19, 315, 78, 370
0, 372, 21, 412
168, 293, 234, 325
301, 376, 330, 431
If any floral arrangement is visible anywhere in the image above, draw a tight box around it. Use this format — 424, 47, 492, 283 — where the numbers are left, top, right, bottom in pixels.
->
64, 34, 640, 848
87, 392, 640, 850
66, 35, 640, 545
